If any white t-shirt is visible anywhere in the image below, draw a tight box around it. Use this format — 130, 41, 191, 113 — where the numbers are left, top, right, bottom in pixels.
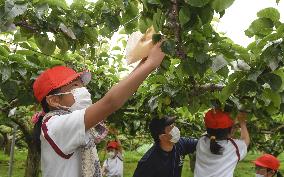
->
103, 153, 123, 177
40, 109, 89, 177
194, 136, 247, 177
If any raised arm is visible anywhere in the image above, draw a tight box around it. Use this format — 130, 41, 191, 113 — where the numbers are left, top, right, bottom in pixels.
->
84, 42, 165, 130
236, 112, 250, 146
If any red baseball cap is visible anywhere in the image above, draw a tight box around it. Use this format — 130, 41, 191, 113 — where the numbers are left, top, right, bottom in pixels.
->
107, 141, 119, 149
253, 154, 280, 170
204, 109, 234, 129
33, 66, 91, 102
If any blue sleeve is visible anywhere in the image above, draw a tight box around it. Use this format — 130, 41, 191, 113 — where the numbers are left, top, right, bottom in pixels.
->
179, 137, 198, 155
133, 148, 156, 177
133, 160, 155, 177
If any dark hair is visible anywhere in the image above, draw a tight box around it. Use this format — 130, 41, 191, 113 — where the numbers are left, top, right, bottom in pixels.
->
149, 116, 176, 144
276, 171, 283, 177
206, 127, 232, 155
268, 169, 283, 177
152, 128, 165, 144
33, 89, 60, 153
271, 170, 283, 177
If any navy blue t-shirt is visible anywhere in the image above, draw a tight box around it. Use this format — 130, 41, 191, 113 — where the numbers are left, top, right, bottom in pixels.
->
133, 137, 198, 177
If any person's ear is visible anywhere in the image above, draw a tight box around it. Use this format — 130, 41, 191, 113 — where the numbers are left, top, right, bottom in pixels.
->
159, 134, 165, 142
46, 95, 61, 108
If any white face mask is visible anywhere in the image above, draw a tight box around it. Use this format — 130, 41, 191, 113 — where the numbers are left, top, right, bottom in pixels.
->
107, 151, 116, 159
169, 126, 180, 143
55, 87, 92, 111
255, 174, 265, 177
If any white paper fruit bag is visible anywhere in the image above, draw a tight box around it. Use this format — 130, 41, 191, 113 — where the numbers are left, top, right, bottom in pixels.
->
125, 26, 156, 65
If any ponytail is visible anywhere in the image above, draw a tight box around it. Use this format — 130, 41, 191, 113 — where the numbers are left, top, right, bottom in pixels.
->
209, 136, 224, 155
276, 171, 283, 177
206, 127, 232, 155
32, 89, 57, 153
33, 115, 44, 153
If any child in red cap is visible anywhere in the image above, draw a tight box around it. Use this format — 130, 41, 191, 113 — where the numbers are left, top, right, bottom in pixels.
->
254, 154, 282, 177
32, 42, 165, 177
102, 140, 123, 177
194, 109, 250, 177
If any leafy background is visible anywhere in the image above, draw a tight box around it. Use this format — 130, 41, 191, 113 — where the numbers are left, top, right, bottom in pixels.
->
0, 0, 283, 176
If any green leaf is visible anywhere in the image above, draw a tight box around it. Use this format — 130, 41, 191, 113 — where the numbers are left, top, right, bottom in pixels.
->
6, 3, 28, 20
18, 91, 34, 105
237, 80, 258, 96
59, 23, 76, 39
38, 0, 68, 10
258, 73, 282, 91
112, 46, 121, 51
274, 69, 284, 92
263, 89, 281, 108
153, 9, 165, 32
196, 53, 209, 64
211, 0, 235, 12
148, 75, 167, 84
216, 66, 229, 78
56, 35, 69, 53
148, 95, 159, 112
181, 58, 192, 76
199, 5, 214, 24
122, 1, 139, 33
219, 72, 245, 103
279, 103, 284, 113
245, 18, 274, 37
48, 59, 65, 67
1, 66, 11, 82
0, 80, 19, 101
35, 3, 49, 19
15, 67, 27, 77
139, 17, 152, 33
276, 24, 284, 34
185, 0, 210, 7
0, 45, 9, 57
84, 27, 98, 43
34, 34, 56, 55
9, 54, 26, 64
257, 7, 280, 23
14, 30, 27, 42
147, 0, 161, 5
16, 50, 34, 56
179, 6, 191, 26
161, 40, 175, 56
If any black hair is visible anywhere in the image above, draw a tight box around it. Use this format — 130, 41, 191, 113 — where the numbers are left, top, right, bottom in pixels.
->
268, 169, 283, 177
152, 129, 165, 144
206, 127, 232, 155
33, 88, 60, 153
276, 171, 283, 177
150, 116, 176, 144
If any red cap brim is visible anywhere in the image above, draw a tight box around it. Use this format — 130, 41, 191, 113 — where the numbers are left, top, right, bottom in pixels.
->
253, 160, 271, 169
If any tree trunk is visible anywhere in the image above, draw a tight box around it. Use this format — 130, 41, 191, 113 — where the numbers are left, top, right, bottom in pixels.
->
24, 142, 40, 177
0, 133, 3, 148
4, 134, 11, 155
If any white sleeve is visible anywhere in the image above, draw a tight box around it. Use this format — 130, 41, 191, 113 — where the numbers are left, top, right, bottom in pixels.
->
43, 109, 87, 154
234, 139, 248, 160
103, 160, 107, 168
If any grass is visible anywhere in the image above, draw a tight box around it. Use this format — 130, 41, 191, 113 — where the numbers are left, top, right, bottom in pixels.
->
0, 149, 283, 177
0, 149, 27, 177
